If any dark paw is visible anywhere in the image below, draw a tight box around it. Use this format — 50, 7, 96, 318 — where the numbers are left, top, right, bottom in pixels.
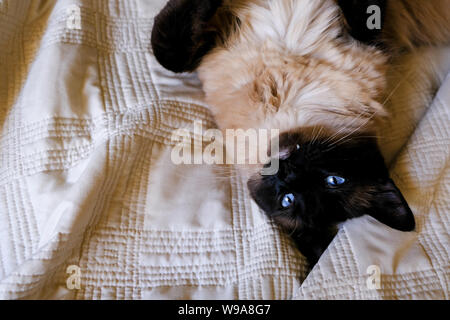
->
151, 0, 223, 72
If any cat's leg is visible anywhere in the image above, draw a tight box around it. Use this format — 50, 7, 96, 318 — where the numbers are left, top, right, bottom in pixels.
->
151, 0, 223, 73
337, 0, 387, 45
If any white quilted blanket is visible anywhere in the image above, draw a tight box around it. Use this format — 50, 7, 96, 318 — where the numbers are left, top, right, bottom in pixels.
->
0, 0, 448, 299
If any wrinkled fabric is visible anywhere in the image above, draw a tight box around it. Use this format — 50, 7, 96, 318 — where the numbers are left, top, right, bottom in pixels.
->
0, 0, 448, 299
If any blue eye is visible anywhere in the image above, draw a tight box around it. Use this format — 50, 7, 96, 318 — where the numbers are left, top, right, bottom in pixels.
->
326, 176, 346, 187
281, 193, 295, 208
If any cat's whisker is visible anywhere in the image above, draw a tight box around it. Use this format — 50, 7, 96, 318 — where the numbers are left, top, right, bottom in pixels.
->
326, 109, 371, 143
322, 109, 369, 146
381, 68, 415, 107
324, 111, 378, 151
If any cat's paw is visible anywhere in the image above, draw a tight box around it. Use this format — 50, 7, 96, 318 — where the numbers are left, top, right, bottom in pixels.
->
151, 0, 223, 72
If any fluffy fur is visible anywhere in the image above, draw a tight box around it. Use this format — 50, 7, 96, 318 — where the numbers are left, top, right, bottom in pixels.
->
197, 0, 449, 139
199, 1, 387, 136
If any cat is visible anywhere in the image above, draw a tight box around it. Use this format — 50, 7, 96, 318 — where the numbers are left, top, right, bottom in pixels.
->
151, 0, 449, 266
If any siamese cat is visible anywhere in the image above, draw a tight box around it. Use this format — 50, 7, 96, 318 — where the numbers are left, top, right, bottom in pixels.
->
151, 0, 449, 266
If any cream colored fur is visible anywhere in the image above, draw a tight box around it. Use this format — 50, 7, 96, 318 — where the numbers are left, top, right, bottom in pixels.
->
199, 0, 387, 137
196, 0, 449, 174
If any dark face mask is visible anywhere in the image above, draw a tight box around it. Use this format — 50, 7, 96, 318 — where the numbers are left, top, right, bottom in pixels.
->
248, 129, 415, 266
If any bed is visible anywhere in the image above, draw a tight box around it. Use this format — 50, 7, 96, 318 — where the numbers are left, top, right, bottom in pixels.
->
0, 0, 448, 299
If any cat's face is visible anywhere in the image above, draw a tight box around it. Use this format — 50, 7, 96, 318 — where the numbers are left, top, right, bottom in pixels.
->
247, 128, 415, 241
151, 0, 415, 265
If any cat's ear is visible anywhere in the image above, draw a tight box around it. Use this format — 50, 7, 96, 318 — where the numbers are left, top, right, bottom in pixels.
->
368, 179, 415, 232
151, 0, 223, 73
337, 0, 387, 45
